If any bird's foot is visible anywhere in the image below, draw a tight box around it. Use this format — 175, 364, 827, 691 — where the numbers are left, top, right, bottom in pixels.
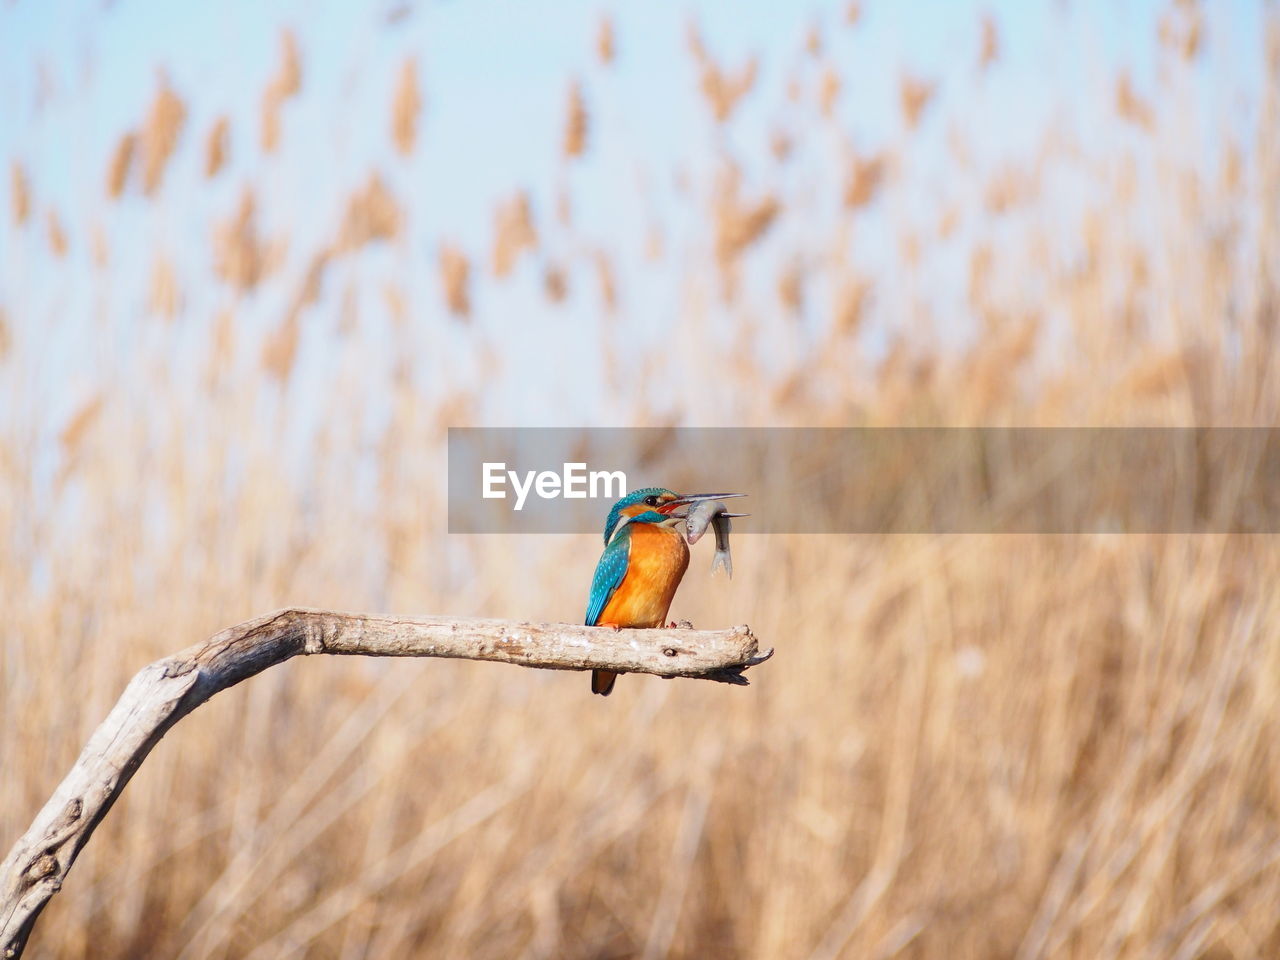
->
670, 619, 694, 630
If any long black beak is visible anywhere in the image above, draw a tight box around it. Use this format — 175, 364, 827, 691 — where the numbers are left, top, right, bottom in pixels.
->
668, 492, 747, 507
661, 492, 747, 517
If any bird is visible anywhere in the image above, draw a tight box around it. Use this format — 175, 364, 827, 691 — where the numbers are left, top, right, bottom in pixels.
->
584, 487, 745, 696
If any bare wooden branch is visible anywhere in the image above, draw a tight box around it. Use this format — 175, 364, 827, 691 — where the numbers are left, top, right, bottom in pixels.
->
0, 608, 771, 959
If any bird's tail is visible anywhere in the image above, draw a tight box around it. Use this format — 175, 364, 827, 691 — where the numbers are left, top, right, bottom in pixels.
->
591, 669, 618, 697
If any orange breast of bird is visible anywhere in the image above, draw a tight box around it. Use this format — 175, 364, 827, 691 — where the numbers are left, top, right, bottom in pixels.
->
599, 524, 690, 628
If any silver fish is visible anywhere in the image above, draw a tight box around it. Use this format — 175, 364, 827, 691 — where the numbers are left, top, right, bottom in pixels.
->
684, 499, 748, 577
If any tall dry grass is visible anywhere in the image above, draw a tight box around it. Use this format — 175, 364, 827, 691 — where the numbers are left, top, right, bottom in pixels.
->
3, 5, 1280, 959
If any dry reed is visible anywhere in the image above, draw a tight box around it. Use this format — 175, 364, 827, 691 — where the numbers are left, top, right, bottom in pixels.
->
1116, 71, 1155, 131
10, 161, 29, 225
491, 191, 538, 278
544, 263, 567, 303
141, 78, 185, 194
844, 152, 887, 209
899, 74, 935, 129
596, 250, 616, 312
336, 174, 400, 252
149, 256, 180, 320
563, 79, 588, 158
439, 243, 471, 317
106, 132, 136, 198
392, 58, 421, 156
214, 188, 266, 292
596, 16, 615, 66
204, 117, 229, 179
980, 14, 999, 70
689, 24, 758, 123
261, 313, 299, 382
261, 30, 301, 153
46, 208, 66, 257
4, 7, 1280, 960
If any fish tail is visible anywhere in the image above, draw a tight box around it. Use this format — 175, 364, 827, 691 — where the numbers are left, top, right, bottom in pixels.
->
712, 551, 733, 578
591, 669, 618, 696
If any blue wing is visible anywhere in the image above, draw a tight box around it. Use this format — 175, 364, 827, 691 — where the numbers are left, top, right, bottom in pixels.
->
585, 528, 631, 626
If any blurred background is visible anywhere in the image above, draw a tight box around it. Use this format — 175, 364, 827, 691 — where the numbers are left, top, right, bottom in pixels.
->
3, 0, 1280, 957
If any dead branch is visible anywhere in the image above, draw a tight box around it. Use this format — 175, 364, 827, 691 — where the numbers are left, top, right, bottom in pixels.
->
0, 608, 771, 958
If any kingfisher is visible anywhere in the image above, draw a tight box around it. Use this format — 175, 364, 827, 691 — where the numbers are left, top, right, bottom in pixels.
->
585, 487, 745, 696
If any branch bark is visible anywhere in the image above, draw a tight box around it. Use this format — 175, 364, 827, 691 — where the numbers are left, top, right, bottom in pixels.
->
0, 608, 771, 959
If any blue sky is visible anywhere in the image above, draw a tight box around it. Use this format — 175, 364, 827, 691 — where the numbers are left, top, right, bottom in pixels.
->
0, 0, 1267, 437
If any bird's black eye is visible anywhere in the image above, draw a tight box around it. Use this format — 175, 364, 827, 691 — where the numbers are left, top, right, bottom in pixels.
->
644, 495, 659, 507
